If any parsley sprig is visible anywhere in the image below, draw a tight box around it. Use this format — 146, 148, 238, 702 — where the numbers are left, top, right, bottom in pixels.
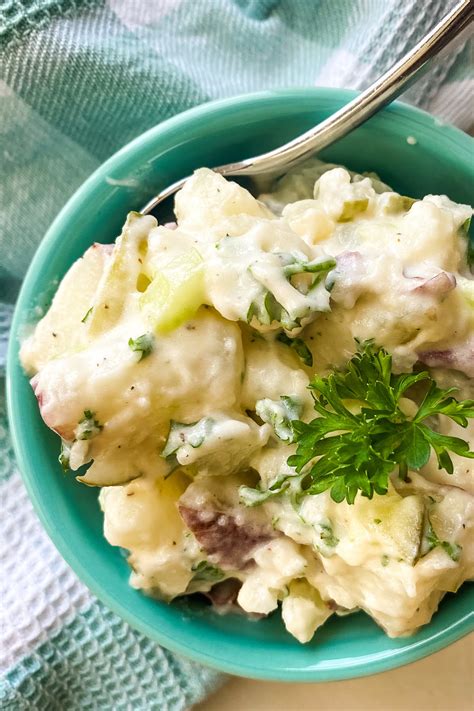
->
287, 342, 473, 504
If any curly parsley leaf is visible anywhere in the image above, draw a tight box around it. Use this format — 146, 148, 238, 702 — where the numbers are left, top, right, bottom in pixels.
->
287, 342, 473, 505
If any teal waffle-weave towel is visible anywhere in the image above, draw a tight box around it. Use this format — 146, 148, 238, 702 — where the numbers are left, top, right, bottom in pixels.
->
0, 1, 472, 708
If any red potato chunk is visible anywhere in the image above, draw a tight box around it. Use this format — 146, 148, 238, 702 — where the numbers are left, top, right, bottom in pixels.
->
30, 373, 76, 441
178, 475, 277, 570
179, 503, 275, 570
203, 578, 242, 607
406, 269, 456, 296
418, 337, 474, 378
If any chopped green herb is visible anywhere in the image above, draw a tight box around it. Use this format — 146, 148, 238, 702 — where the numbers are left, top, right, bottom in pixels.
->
247, 291, 297, 331
128, 332, 154, 361
277, 332, 313, 367
161, 418, 214, 460
255, 395, 302, 443
285, 341, 473, 505
419, 516, 462, 562
459, 218, 472, 267
374, 518, 382, 525
282, 256, 337, 278
239, 474, 295, 507
381, 554, 390, 567
76, 410, 103, 440
58, 440, 71, 472
81, 307, 93, 323
191, 561, 225, 582
320, 522, 339, 548
246, 255, 336, 331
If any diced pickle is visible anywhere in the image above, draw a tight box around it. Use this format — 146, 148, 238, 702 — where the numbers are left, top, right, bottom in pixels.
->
379, 193, 417, 215
338, 198, 369, 222
357, 493, 424, 563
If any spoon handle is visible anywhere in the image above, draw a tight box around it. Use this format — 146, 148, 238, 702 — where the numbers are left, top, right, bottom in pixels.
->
141, 0, 472, 214
225, 0, 473, 177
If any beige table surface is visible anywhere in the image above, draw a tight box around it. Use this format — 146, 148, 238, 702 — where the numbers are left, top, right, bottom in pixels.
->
196, 634, 473, 711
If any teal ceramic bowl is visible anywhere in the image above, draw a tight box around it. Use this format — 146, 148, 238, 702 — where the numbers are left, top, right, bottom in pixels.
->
7, 88, 474, 681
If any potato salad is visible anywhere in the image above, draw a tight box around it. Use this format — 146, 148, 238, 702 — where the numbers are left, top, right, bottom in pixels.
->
21, 160, 474, 643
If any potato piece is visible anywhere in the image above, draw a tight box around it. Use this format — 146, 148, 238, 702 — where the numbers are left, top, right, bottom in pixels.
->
314, 168, 375, 222
458, 276, 474, 317
87, 212, 157, 335
175, 168, 273, 231
100, 474, 194, 599
100, 473, 188, 550
237, 538, 309, 615
400, 200, 462, 272
77, 443, 168, 487
20, 243, 112, 373
258, 158, 340, 210
282, 199, 335, 244
240, 330, 311, 412
178, 474, 275, 570
31, 308, 245, 482
281, 580, 332, 643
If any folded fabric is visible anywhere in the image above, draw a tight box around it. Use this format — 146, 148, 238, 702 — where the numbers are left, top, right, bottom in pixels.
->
0, 1, 471, 708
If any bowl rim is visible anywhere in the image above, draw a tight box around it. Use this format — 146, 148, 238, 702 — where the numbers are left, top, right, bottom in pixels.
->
6, 87, 474, 682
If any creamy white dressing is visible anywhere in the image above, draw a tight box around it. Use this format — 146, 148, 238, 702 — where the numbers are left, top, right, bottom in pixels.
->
21, 159, 473, 643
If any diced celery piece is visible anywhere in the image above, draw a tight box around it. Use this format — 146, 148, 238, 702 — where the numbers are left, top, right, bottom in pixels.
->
139, 249, 205, 333
338, 198, 369, 222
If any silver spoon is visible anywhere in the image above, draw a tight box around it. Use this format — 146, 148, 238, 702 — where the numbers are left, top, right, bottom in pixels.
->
142, 0, 473, 215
